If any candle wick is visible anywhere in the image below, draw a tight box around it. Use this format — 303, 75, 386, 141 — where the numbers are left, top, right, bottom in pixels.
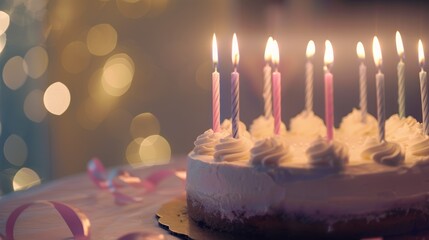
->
234, 66, 237, 72
214, 63, 218, 72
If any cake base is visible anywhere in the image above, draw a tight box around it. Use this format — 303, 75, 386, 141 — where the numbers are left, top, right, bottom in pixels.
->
187, 195, 429, 239
158, 196, 429, 240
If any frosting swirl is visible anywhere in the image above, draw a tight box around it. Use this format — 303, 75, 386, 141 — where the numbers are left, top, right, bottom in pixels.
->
290, 111, 326, 137
193, 129, 226, 156
306, 137, 349, 168
214, 135, 253, 162
361, 138, 404, 166
250, 115, 287, 140
386, 114, 422, 144
250, 136, 292, 167
339, 108, 377, 137
408, 133, 429, 157
221, 119, 251, 139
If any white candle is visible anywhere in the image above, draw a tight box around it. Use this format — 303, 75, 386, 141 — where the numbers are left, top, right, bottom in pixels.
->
373, 36, 385, 143
212, 34, 220, 132
231, 33, 240, 138
263, 37, 273, 119
271, 40, 281, 135
418, 39, 429, 135
396, 31, 406, 118
356, 42, 367, 123
324, 40, 334, 141
306, 40, 315, 113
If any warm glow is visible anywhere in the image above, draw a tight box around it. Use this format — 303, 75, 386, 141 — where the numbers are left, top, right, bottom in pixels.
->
130, 112, 160, 139
306, 40, 315, 58
3, 56, 28, 90
4, 134, 27, 167
0, 11, 10, 35
212, 33, 218, 65
264, 36, 273, 62
44, 82, 71, 115
231, 33, 239, 66
356, 42, 365, 60
324, 40, 334, 65
419, 39, 425, 67
395, 31, 404, 57
0, 34, 6, 54
87, 24, 117, 56
61, 41, 90, 74
372, 36, 382, 68
24, 90, 47, 123
139, 135, 171, 166
13, 168, 41, 191
102, 53, 135, 96
271, 40, 280, 65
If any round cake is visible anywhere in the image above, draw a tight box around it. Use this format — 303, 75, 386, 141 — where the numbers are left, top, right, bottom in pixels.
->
186, 110, 429, 238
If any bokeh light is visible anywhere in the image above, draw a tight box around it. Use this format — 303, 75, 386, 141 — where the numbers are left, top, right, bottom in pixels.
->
87, 24, 117, 56
139, 135, 171, 166
0, 11, 10, 35
3, 56, 28, 90
24, 89, 47, 122
44, 82, 71, 115
61, 41, 91, 73
24, 46, 49, 79
130, 113, 160, 139
4, 134, 28, 167
0, 33, 6, 54
101, 53, 134, 96
13, 168, 41, 191
126, 138, 143, 167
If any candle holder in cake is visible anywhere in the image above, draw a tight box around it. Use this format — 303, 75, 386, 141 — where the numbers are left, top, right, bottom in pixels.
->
356, 42, 367, 123
324, 40, 334, 141
212, 34, 220, 133
231, 33, 240, 138
396, 31, 406, 118
271, 40, 281, 135
418, 39, 429, 135
263, 37, 273, 119
372, 36, 386, 143
306, 40, 315, 114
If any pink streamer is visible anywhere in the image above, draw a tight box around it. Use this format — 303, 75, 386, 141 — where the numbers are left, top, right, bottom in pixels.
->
87, 158, 186, 205
5, 201, 90, 240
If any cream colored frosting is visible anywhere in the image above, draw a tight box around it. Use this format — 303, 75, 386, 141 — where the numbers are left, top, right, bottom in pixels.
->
249, 115, 287, 140
214, 135, 253, 162
361, 138, 404, 166
339, 108, 377, 137
386, 114, 422, 144
290, 111, 326, 137
408, 133, 429, 158
306, 137, 348, 168
193, 129, 227, 156
221, 119, 251, 138
250, 136, 292, 167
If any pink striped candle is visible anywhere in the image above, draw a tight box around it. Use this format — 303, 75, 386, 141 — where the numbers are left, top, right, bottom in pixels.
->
271, 40, 281, 135
324, 40, 334, 142
212, 34, 220, 132
231, 33, 240, 138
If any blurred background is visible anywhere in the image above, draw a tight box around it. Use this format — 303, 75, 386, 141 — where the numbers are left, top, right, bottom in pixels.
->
0, 0, 429, 195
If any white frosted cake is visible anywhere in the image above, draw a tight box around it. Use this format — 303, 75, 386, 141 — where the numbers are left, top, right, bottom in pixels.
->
186, 110, 429, 238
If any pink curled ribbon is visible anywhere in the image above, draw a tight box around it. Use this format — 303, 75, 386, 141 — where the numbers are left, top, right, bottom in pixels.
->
87, 158, 186, 205
5, 200, 90, 240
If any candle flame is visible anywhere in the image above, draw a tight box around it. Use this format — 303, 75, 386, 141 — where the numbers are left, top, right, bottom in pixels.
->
264, 36, 273, 62
272, 40, 279, 66
372, 36, 382, 68
324, 40, 333, 66
306, 40, 315, 58
232, 33, 239, 66
356, 42, 365, 60
419, 39, 425, 67
212, 33, 218, 65
395, 31, 404, 57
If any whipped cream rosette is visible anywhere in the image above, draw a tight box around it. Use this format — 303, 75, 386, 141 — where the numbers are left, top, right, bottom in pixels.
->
306, 136, 349, 168
386, 114, 422, 144
213, 135, 253, 162
221, 119, 251, 139
193, 129, 228, 156
290, 111, 326, 137
339, 108, 377, 137
361, 137, 404, 166
249, 115, 287, 140
250, 135, 292, 167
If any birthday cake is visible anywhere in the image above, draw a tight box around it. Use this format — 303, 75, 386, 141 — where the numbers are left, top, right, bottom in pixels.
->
186, 111, 429, 238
